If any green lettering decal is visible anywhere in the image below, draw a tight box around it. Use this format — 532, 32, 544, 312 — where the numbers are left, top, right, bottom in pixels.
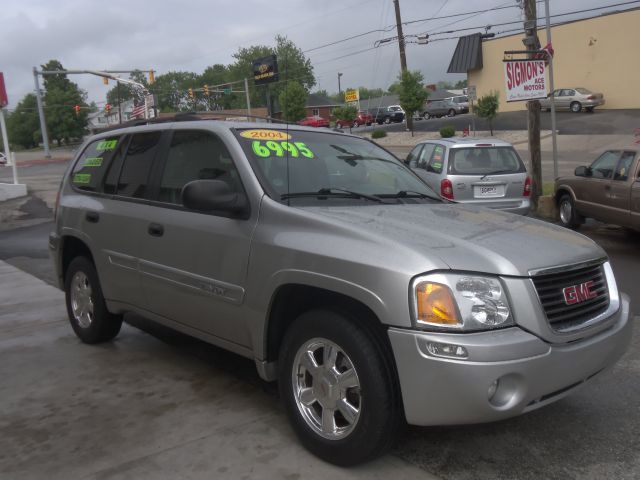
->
73, 173, 92, 184
251, 140, 314, 158
84, 157, 103, 167
96, 140, 117, 151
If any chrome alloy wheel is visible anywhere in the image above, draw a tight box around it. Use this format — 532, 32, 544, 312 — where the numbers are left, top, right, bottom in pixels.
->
70, 271, 94, 328
291, 338, 361, 440
559, 199, 572, 225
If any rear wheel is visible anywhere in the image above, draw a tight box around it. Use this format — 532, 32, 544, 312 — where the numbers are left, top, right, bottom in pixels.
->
384, 117, 391, 124
423, 112, 430, 119
353, 121, 359, 128
65, 256, 123, 343
570, 101, 582, 113
558, 194, 583, 229
448, 109, 456, 117
279, 309, 401, 466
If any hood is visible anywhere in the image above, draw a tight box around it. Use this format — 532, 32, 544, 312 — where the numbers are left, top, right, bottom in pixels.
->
303, 203, 605, 277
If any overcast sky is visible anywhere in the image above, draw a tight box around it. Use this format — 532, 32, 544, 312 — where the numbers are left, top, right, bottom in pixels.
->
0, 0, 628, 108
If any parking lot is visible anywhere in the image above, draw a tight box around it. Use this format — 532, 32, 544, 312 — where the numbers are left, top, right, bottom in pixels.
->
1, 109, 639, 479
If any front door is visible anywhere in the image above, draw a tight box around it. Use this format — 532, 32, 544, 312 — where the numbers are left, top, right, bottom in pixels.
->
573, 151, 620, 221
604, 151, 636, 226
137, 129, 257, 347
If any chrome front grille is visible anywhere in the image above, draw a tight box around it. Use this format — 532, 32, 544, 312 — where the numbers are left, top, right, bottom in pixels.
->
531, 262, 609, 332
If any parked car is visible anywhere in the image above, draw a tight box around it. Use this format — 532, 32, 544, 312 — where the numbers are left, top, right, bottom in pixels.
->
406, 137, 531, 215
555, 148, 639, 230
539, 88, 605, 113
422, 99, 468, 118
368, 106, 405, 124
450, 95, 470, 110
336, 110, 374, 128
51, 118, 631, 466
298, 115, 330, 128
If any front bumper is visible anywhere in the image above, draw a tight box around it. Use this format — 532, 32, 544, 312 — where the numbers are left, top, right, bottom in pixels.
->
388, 293, 632, 426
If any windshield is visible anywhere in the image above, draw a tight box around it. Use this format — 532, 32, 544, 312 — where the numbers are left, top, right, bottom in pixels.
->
448, 147, 526, 175
236, 128, 438, 202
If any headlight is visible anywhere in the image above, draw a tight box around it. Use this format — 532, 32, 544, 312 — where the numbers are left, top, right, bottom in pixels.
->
411, 273, 513, 331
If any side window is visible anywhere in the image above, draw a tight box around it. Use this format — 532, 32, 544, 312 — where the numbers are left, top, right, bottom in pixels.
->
70, 136, 124, 193
429, 146, 446, 173
158, 130, 242, 205
590, 151, 620, 179
116, 131, 162, 198
406, 145, 423, 165
417, 144, 435, 169
614, 152, 636, 181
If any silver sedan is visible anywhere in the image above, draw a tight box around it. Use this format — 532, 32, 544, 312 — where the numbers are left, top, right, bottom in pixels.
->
539, 88, 605, 113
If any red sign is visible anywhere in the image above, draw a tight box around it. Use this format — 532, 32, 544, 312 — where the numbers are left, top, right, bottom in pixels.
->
0, 73, 8, 108
563, 281, 597, 305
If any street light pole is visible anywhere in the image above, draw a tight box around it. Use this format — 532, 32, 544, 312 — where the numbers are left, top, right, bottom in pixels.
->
337, 72, 343, 96
32, 67, 50, 158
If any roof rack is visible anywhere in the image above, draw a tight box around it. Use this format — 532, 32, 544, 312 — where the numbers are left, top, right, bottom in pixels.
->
95, 111, 295, 133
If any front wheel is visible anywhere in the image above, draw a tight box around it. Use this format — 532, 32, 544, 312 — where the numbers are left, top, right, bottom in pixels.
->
65, 256, 123, 343
279, 309, 401, 466
558, 194, 584, 229
570, 101, 582, 113
448, 109, 456, 117
423, 113, 430, 119
384, 117, 391, 124
353, 121, 359, 128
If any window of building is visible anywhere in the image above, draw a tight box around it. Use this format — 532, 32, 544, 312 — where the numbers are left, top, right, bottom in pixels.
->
116, 131, 162, 198
158, 130, 242, 206
312, 108, 320, 116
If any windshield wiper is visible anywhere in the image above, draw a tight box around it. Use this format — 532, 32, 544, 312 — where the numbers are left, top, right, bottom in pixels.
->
378, 190, 442, 202
480, 170, 516, 180
281, 188, 385, 203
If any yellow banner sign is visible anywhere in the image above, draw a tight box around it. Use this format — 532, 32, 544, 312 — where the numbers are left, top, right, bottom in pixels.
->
344, 89, 359, 103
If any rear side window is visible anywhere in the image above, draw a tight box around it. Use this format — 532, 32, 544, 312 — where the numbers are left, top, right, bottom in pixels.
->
448, 147, 525, 175
158, 130, 242, 205
70, 137, 124, 192
116, 131, 162, 198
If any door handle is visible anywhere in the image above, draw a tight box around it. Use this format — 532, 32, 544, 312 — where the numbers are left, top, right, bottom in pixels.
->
148, 223, 164, 237
85, 211, 99, 223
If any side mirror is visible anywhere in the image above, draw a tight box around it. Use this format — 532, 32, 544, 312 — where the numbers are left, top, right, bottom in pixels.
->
182, 179, 248, 215
574, 166, 591, 177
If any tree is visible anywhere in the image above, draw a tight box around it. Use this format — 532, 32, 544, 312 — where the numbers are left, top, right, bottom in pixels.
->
279, 81, 308, 122
474, 91, 500, 135
454, 79, 468, 89
7, 94, 41, 149
357, 87, 386, 100
387, 81, 402, 95
106, 70, 149, 106
148, 71, 198, 112
333, 105, 357, 129
41, 60, 88, 145
398, 70, 429, 135
436, 80, 454, 90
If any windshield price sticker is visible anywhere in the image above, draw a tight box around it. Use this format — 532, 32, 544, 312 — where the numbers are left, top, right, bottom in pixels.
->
252, 140, 314, 158
96, 140, 117, 151
83, 157, 103, 167
73, 173, 92, 184
240, 129, 291, 141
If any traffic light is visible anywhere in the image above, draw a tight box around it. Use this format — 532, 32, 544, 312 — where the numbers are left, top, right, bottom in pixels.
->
105, 103, 111, 114
203, 84, 210, 96
103, 76, 109, 85
74, 105, 81, 116
148, 70, 155, 84
188, 88, 194, 99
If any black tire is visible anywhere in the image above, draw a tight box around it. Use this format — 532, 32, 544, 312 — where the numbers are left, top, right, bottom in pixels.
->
586, 107, 594, 113
64, 256, 123, 344
558, 194, 584, 229
423, 112, 430, 119
570, 101, 582, 113
448, 109, 456, 117
278, 309, 401, 466
384, 117, 391, 124
353, 121, 359, 128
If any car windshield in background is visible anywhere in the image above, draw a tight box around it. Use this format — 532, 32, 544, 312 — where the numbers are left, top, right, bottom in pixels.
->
448, 147, 525, 175
575, 88, 592, 94
236, 128, 438, 202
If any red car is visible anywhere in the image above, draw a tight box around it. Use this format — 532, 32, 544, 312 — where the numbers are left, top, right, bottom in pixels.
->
298, 115, 330, 128
336, 111, 374, 128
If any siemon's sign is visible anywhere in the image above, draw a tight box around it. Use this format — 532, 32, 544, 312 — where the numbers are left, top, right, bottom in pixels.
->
503, 59, 547, 102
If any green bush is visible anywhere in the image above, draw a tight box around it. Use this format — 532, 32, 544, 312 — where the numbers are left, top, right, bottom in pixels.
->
371, 129, 387, 139
439, 126, 455, 138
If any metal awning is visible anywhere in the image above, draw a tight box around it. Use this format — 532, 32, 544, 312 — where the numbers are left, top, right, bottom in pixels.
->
447, 33, 483, 73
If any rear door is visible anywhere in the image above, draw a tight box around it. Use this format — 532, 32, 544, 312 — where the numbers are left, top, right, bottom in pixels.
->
137, 128, 257, 347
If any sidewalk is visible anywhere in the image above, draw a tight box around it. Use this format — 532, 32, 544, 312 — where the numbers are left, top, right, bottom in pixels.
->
0, 260, 440, 480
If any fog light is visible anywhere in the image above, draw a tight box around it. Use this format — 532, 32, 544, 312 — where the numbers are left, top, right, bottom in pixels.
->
425, 341, 468, 359
488, 379, 499, 400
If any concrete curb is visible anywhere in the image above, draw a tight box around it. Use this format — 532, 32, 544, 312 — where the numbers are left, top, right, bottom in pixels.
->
16, 157, 72, 167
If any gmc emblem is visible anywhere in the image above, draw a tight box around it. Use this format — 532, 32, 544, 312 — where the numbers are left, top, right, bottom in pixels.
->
563, 280, 597, 305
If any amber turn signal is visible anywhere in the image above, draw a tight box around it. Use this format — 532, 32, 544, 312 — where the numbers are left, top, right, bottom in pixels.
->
415, 282, 461, 326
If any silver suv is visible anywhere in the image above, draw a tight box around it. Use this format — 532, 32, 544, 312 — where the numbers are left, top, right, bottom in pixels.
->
406, 137, 531, 215
50, 118, 631, 466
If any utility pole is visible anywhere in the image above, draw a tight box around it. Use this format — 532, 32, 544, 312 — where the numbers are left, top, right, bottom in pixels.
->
337, 72, 343, 96
393, 0, 413, 131
544, 0, 559, 180
524, 0, 542, 211
32, 67, 50, 158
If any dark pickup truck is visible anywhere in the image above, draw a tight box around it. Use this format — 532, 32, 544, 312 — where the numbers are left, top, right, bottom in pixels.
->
555, 148, 640, 231
368, 106, 405, 124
